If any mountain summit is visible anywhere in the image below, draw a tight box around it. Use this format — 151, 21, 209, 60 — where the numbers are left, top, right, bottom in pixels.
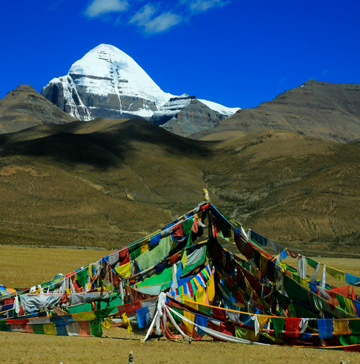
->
41, 44, 239, 129
42, 44, 173, 121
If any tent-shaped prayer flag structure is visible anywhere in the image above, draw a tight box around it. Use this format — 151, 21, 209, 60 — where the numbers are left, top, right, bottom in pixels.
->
1, 195, 360, 351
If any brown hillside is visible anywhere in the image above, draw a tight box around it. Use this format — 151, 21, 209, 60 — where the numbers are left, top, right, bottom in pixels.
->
1, 118, 360, 256
195, 80, 360, 143
0, 118, 211, 249
207, 131, 360, 255
0, 85, 76, 134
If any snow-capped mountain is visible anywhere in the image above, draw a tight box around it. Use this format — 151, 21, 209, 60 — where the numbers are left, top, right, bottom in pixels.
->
42, 44, 173, 121
42, 44, 239, 132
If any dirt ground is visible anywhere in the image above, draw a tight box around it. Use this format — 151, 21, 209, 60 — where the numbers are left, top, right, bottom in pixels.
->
0, 246, 359, 364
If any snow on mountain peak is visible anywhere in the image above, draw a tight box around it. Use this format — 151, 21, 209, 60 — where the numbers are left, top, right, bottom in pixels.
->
69, 43, 172, 107
199, 99, 240, 117
42, 43, 240, 124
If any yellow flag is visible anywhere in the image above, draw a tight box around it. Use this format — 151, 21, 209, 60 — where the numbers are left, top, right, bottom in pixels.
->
333, 320, 350, 335
207, 275, 215, 302
326, 265, 345, 282
122, 313, 132, 333
140, 243, 149, 254
115, 262, 131, 278
258, 315, 268, 334
181, 249, 187, 267
185, 300, 198, 311
229, 229, 235, 244
73, 312, 96, 322
195, 286, 206, 304
345, 298, 356, 316
43, 323, 57, 335
102, 317, 112, 329
183, 311, 195, 334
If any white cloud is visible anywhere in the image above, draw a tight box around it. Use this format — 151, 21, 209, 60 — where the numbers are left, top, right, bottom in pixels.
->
129, 4, 157, 27
84, 0, 231, 34
145, 12, 183, 33
130, 5, 182, 34
85, 0, 129, 18
186, 0, 230, 13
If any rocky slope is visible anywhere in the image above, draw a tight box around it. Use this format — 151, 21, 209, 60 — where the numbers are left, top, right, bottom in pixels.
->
0, 85, 76, 134
151, 94, 227, 137
195, 80, 360, 143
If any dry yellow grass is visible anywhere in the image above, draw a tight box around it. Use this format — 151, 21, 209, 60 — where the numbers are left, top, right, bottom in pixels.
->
0, 246, 113, 288
0, 246, 359, 363
0, 329, 359, 364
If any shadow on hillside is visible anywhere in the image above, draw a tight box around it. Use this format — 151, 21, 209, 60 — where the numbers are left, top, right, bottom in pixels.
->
0, 132, 122, 169
0, 119, 216, 169
0, 134, 8, 145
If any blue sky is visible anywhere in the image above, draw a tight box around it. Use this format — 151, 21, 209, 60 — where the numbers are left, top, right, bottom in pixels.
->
1, 0, 359, 108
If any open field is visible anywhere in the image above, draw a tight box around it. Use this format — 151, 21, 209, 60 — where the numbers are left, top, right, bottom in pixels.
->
0, 246, 113, 288
0, 246, 359, 363
1, 328, 359, 364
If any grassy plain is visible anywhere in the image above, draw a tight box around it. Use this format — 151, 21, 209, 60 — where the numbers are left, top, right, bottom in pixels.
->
0, 246, 359, 364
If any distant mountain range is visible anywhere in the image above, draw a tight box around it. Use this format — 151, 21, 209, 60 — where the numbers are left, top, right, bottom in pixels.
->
1, 45, 359, 143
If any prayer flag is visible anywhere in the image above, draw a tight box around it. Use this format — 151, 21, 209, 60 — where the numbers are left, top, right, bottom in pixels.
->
136, 307, 149, 329
272, 318, 285, 339
115, 262, 131, 278
346, 273, 360, 286
326, 265, 345, 282
119, 247, 130, 265
318, 318, 333, 339
181, 250, 187, 267
333, 320, 350, 335
280, 250, 287, 260
349, 319, 360, 334
285, 317, 301, 338
150, 233, 161, 248
195, 315, 208, 336
183, 311, 195, 334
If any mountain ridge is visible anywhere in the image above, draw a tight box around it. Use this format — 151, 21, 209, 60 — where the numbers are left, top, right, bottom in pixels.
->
195, 80, 360, 143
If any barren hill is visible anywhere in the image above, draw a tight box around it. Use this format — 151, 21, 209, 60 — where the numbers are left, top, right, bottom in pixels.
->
206, 131, 360, 255
196, 80, 360, 143
1, 118, 360, 255
1, 83, 360, 254
0, 118, 211, 248
0, 85, 76, 134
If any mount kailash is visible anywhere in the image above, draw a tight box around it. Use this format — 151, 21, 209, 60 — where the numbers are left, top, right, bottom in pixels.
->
42, 44, 239, 137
